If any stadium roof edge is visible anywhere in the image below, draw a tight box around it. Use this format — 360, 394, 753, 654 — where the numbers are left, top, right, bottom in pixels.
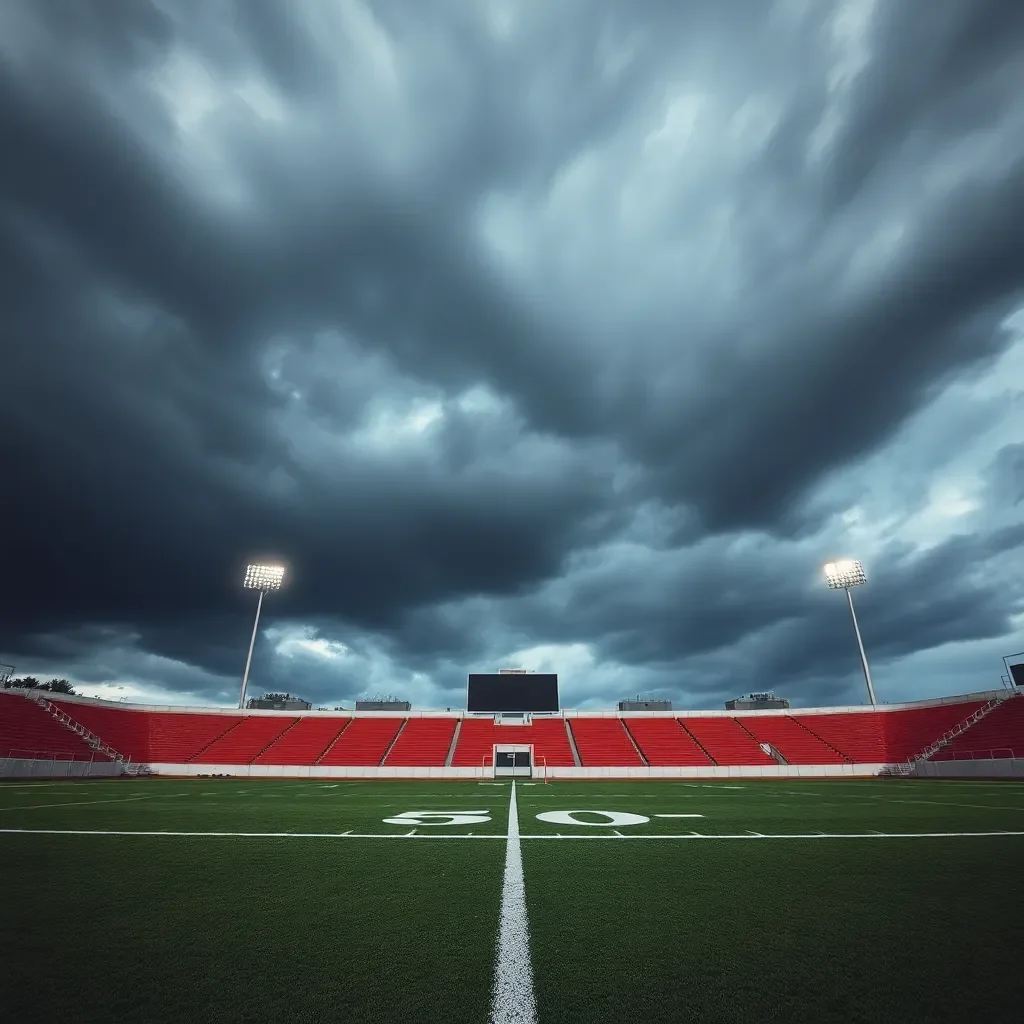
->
5, 687, 1010, 717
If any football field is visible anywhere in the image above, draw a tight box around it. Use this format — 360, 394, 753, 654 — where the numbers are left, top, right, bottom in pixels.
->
2, 777, 1023, 1023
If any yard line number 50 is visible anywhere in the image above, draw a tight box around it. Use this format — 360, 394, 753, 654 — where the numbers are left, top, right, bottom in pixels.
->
382, 809, 652, 827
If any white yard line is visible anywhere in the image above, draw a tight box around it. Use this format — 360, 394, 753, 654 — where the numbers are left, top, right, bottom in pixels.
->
2, 828, 1022, 841
3, 794, 189, 811
489, 782, 537, 1024
516, 831, 1024, 840
0, 828, 509, 839
869, 797, 1024, 812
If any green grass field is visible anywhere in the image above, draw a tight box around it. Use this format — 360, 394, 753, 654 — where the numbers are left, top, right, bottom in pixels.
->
2, 777, 1023, 1023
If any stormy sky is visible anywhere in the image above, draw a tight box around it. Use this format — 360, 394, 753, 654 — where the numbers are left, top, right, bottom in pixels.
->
1, 0, 1022, 711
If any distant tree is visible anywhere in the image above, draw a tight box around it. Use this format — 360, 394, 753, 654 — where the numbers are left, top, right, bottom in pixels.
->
46, 679, 76, 694
10, 676, 41, 689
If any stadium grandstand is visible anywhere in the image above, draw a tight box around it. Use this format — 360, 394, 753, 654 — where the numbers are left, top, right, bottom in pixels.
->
2, 678, 1021, 780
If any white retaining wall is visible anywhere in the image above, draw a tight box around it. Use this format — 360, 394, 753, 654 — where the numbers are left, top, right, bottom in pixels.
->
143, 762, 890, 780
913, 758, 1024, 779
0, 757, 125, 779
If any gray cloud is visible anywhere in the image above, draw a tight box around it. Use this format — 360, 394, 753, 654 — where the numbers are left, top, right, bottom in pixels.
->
1, 0, 1022, 711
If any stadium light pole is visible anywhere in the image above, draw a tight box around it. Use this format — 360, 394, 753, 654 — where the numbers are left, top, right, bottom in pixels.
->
240, 564, 285, 711
824, 559, 877, 706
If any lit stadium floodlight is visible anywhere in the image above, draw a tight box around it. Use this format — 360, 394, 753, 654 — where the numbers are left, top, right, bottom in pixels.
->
824, 560, 867, 589
239, 563, 286, 710
244, 564, 285, 592
823, 559, 877, 706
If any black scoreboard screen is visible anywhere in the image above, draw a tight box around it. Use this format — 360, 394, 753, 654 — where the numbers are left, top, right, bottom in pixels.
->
1012, 662, 1024, 688
467, 673, 559, 713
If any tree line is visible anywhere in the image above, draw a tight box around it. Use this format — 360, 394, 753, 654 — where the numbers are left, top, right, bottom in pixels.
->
3, 677, 76, 694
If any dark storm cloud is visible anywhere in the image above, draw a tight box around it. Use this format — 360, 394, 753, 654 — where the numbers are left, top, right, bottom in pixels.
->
1, 0, 1022, 708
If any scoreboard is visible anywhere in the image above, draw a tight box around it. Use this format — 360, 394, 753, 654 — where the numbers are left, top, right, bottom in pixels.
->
467, 673, 559, 713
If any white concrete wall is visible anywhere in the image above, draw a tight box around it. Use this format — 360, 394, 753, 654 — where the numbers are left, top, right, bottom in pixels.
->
913, 758, 1024, 779
140, 762, 888, 780
0, 757, 125, 779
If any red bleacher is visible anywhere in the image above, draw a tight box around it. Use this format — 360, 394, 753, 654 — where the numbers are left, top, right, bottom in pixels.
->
681, 717, 775, 766
450, 718, 498, 766
527, 718, 577, 767
255, 717, 351, 765
881, 702, 985, 761
383, 718, 457, 767
791, 702, 986, 762
791, 712, 886, 762
624, 718, 711, 766
737, 715, 849, 764
318, 717, 403, 766
192, 716, 297, 764
1, 693, 103, 760
450, 718, 577, 767
931, 695, 1024, 760
569, 718, 643, 766
52, 701, 239, 763
4, 691, 1010, 772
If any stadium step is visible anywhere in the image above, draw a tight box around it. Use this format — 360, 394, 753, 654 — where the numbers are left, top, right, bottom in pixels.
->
564, 718, 582, 767
678, 721, 718, 766
378, 718, 408, 766
314, 718, 354, 764
36, 696, 128, 765
621, 720, 650, 766
444, 719, 462, 768
915, 695, 1013, 763
250, 717, 302, 763
790, 716, 853, 762
187, 718, 244, 762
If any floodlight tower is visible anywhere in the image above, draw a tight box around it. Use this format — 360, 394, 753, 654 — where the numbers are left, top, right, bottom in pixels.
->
239, 564, 285, 710
823, 559, 877, 706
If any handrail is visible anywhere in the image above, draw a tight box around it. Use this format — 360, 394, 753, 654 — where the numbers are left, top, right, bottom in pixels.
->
32, 695, 128, 764
911, 696, 1007, 763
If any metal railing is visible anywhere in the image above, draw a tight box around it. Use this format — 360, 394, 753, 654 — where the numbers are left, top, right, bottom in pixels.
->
911, 696, 1009, 763
4, 747, 100, 762
31, 695, 128, 765
943, 747, 1017, 762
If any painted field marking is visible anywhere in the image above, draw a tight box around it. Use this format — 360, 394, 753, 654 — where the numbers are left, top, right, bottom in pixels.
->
3, 828, 1023, 842
655, 814, 705, 819
681, 784, 745, 790
490, 782, 537, 1024
536, 810, 649, 827
870, 797, 1024, 812
516, 831, 1024, 840
0, 829, 510, 839
3, 793, 190, 812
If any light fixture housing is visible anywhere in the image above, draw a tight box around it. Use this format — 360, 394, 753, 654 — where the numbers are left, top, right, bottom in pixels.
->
244, 564, 285, 592
823, 559, 866, 590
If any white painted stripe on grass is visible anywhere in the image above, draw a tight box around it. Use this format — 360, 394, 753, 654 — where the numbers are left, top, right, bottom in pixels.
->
654, 814, 705, 818
0, 829, 509, 839
490, 782, 538, 1024
4, 794, 186, 811
2, 829, 1022, 841
517, 831, 1024, 840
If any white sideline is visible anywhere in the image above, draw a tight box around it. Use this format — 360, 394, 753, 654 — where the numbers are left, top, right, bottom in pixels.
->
2, 829, 1022, 841
489, 782, 538, 1024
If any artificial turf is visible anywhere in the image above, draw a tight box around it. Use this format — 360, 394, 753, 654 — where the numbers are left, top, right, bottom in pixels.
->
1, 777, 1022, 1023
